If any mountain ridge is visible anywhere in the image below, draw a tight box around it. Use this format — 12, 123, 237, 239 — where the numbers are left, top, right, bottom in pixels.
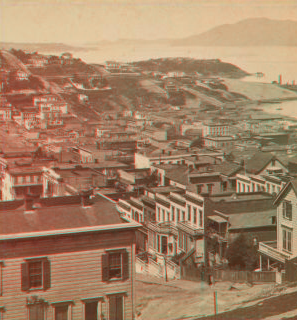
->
172, 18, 297, 46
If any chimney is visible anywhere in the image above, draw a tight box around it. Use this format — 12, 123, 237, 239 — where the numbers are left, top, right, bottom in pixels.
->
80, 189, 93, 207
24, 193, 38, 212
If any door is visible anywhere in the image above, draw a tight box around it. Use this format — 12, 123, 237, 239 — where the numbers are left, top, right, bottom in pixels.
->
85, 301, 98, 320
109, 295, 123, 320
161, 236, 168, 255
55, 305, 68, 320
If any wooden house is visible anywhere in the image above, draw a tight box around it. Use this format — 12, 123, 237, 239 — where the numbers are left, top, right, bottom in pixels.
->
0, 192, 140, 319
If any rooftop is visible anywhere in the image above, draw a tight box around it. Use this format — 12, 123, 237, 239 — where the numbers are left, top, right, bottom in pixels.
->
0, 194, 130, 237
228, 208, 276, 230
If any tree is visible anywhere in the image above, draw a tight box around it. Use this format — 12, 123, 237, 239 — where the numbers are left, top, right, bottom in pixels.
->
226, 233, 258, 271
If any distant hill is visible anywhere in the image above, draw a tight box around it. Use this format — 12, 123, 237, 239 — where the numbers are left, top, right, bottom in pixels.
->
0, 42, 95, 52
172, 18, 297, 46
133, 57, 249, 78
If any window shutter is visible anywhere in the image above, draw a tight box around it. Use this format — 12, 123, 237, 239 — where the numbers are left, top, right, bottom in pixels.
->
43, 258, 51, 290
122, 251, 129, 280
21, 262, 29, 291
102, 254, 109, 282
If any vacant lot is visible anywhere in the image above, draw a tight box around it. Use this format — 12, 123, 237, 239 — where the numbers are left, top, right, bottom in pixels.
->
135, 274, 280, 320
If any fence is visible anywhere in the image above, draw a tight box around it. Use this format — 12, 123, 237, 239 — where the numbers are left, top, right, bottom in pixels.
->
214, 270, 276, 283
181, 267, 276, 283
181, 266, 203, 282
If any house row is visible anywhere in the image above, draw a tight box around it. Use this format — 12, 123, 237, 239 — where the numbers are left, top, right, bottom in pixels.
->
117, 186, 277, 267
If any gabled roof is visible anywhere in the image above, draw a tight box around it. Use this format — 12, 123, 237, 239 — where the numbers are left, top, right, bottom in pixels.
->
244, 152, 275, 174
274, 179, 297, 206
212, 161, 242, 177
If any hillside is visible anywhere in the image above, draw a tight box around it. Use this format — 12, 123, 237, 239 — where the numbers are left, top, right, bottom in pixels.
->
133, 57, 249, 79
173, 18, 297, 47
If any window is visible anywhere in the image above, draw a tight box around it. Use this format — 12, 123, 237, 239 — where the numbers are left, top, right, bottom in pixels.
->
178, 231, 183, 249
197, 185, 203, 194
182, 211, 185, 221
283, 229, 292, 252
193, 208, 197, 224
29, 261, 43, 288
21, 258, 51, 291
158, 207, 160, 221
221, 181, 227, 192
55, 305, 69, 320
177, 209, 180, 221
171, 207, 175, 221
199, 210, 203, 227
162, 209, 165, 221
207, 184, 213, 194
28, 304, 45, 320
282, 201, 292, 221
102, 250, 129, 282
187, 205, 191, 221
109, 295, 123, 320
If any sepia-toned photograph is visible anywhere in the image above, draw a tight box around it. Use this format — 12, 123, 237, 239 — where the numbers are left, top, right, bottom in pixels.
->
1, 0, 297, 319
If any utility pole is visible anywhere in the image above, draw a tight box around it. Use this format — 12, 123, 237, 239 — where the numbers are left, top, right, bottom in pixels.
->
164, 255, 168, 282
214, 290, 217, 318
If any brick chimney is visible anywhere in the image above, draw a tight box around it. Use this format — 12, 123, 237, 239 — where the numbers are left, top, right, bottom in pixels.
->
80, 189, 93, 207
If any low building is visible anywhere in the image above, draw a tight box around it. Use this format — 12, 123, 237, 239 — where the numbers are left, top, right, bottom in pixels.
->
0, 152, 56, 201
43, 165, 109, 197
0, 192, 140, 319
202, 121, 230, 137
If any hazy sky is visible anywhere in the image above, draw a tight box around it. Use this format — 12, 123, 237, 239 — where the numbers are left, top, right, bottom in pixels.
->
1, 0, 297, 43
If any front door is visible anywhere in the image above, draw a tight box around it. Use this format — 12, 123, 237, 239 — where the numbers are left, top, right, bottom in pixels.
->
161, 236, 168, 255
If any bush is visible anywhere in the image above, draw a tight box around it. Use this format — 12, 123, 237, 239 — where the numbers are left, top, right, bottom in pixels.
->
226, 233, 258, 271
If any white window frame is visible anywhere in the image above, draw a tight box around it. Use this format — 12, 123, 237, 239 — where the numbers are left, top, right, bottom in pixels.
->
282, 227, 292, 253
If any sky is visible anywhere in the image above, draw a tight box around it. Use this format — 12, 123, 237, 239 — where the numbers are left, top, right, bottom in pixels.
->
1, 0, 297, 44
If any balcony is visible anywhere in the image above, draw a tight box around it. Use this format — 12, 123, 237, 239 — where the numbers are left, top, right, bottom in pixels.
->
259, 241, 291, 263
207, 227, 228, 242
147, 221, 178, 237
177, 221, 204, 237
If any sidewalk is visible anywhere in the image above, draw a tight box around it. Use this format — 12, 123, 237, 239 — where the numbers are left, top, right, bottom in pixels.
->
136, 273, 207, 292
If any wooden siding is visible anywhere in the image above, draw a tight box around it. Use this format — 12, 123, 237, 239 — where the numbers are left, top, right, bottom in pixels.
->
0, 230, 136, 320
277, 188, 296, 257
